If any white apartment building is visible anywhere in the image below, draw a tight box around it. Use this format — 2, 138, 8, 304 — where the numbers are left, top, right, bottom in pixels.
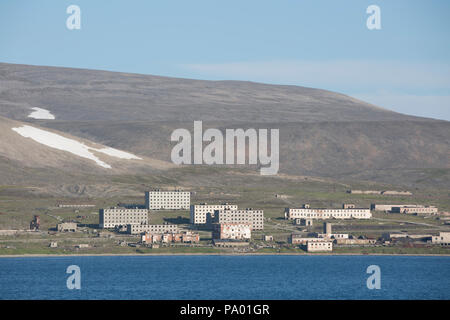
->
213, 209, 264, 230
432, 232, 450, 245
127, 223, 179, 235
213, 223, 252, 240
145, 190, 190, 210
190, 203, 238, 225
99, 208, 148, 229
285, 207, 371, 220
306, 241, 333, 252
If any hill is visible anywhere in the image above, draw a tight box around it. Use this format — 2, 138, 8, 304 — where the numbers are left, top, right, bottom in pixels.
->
0, 62, 449, 191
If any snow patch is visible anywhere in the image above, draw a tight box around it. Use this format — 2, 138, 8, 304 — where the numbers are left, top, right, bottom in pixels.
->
12, 125, 142, 169
28, 107, 55, 120
96, 147, 142, 160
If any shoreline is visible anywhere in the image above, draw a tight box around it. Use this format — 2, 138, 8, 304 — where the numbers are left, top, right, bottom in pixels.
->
1, 252, 449, 258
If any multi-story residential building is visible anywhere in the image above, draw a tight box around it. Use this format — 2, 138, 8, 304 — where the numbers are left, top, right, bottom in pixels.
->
432, 232, 450, 245
145, 190, 190, 210
213, 223, 251, 240
211, 209, 264, 230
127, 223, 179, 235
285, 204, 371, 220
190, 203, 238, 225
99, 207, 148, 229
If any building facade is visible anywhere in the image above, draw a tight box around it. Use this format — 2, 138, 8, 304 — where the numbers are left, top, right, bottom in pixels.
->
306, 241, 333, 252
141, 231, 199, 244
290, 234, 325, 245
212, 209, 264, 230
190, 203, 238, 225
391, 206, 438, 215
99, 208, 148, 229
285, 206, 371, 220
213, 223, 251, 240
127, 223, 179, 235
432, 232, 450, 245
57, 222, 77, 232
145, 190, 190, 210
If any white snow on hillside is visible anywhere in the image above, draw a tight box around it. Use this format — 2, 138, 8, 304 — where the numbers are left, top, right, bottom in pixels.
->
28, 107, 55, 120
12, 125, 142, 168
96, 147, 142, 160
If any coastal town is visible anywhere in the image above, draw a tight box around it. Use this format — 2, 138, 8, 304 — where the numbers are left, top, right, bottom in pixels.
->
2, 187, 448, 255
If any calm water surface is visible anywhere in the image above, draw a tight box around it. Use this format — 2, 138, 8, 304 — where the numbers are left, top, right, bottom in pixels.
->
0, 255, 448, 299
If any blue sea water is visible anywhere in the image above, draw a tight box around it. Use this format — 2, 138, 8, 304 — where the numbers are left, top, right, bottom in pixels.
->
0, 255, 448, 300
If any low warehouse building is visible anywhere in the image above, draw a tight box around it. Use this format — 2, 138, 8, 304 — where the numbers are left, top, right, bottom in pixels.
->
306, 241, 333, 252
57, 222, 77, 232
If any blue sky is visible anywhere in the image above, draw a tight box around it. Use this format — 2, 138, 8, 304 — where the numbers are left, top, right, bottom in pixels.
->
1, 0, 449, 120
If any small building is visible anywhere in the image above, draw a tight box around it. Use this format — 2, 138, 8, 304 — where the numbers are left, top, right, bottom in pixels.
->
306, 241, 332, 252
432, 232, 450, 246
263, 235, 274, 242
343, 203, 356, 209
57, 222, 77, 232
75, 244, 89, 249
49, 242, 58, 248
